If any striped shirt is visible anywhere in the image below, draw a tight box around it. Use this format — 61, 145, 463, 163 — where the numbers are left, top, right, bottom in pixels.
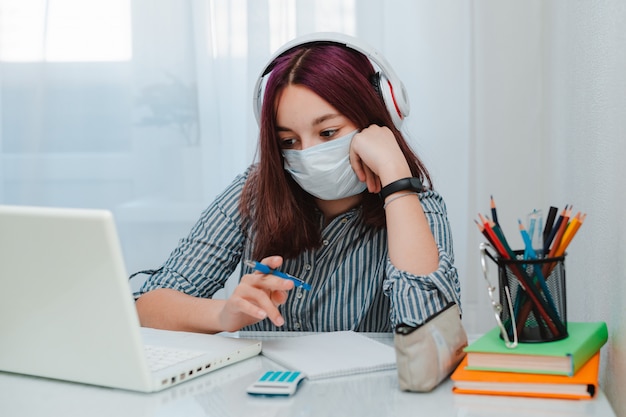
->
135, 168, 460, 332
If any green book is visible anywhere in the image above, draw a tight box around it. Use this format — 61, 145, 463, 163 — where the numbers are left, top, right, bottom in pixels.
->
464, 322, 608, 376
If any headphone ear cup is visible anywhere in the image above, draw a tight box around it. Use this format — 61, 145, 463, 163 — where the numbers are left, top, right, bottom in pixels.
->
377, 72, 405, 128
370, 72, 404, 128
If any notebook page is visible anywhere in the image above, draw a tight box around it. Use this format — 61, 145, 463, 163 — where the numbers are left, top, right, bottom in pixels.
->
257, 331, 396, 380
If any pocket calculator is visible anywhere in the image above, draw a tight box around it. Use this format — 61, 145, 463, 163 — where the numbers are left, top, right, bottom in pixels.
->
246, 370, 306, 397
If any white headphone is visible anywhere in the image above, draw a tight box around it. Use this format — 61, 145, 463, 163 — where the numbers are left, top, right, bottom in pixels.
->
253, 32, 410, 128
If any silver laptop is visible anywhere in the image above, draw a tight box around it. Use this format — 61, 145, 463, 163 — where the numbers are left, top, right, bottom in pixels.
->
0, 205, 261, 393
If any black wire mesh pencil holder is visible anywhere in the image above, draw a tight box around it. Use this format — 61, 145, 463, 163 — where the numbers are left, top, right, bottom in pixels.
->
484, 247, 568, 343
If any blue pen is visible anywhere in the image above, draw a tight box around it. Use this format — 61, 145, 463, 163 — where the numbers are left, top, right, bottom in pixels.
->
244, 260, 311, 291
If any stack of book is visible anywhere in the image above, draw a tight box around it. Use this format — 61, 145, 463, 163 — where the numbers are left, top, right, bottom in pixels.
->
451, 321, 608, 400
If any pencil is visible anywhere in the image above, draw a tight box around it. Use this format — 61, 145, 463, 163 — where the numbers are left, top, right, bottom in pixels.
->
543, 206, 568, 254
477, 214, 504, 255
543, 206, 558, 245
518, 219, 559, 320
538, 212, 585, 281
519, 219, 535, 257
478, 215, 563, 337
555, 212, 584, 257
490, 195, 499, 225
474, 219, 494, 245
520, 207, 573, 335
546, 206, 572, 258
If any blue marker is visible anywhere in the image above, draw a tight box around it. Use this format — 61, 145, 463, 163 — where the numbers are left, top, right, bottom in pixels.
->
244, 260, 311, 291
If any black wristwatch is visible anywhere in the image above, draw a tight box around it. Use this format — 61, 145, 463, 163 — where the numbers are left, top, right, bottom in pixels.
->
379, 177, 423, 201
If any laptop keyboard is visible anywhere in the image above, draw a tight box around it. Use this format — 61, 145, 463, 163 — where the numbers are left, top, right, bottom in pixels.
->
144, 345, 206, 372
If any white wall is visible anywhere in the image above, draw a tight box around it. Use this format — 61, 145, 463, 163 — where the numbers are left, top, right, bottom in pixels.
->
460, 1, 625, 415
464, 1, 547, 336
542, 2, 626, 415
380, 1, 474, 335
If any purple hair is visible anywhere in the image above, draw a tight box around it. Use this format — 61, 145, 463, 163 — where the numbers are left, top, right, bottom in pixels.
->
240, 42, 432, 259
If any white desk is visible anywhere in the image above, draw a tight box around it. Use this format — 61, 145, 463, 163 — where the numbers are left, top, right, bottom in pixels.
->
0, 335, 616, 417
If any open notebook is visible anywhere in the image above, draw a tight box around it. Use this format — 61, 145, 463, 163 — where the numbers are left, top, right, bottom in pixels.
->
0, 205, 261, 392
242, 331, 397, 380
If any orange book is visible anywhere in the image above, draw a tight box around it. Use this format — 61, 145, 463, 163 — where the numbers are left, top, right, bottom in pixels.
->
451, 352, 600, 400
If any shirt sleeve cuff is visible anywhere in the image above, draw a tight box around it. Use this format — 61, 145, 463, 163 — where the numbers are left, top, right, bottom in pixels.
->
383, 249, 460, 327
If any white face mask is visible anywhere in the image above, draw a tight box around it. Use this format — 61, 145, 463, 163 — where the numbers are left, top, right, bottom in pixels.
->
282, 130, 367, 200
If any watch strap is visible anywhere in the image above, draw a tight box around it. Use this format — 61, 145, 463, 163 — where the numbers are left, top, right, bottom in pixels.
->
380, 177, 423, 201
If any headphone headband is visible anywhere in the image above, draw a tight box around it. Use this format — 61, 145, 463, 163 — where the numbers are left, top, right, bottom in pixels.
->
253, 32, 410, 128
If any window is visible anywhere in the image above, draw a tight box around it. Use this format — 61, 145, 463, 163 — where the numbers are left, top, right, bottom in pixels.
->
0, 0, 132, 62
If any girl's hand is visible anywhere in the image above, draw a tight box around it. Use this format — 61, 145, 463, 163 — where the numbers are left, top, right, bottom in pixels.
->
349, 125, 412, 193
217, 256, 293, 332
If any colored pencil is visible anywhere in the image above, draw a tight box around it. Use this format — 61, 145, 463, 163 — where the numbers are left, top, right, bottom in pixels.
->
543, 206, 558, 245
519, 205, 569, 333
543, 206, 568, 253
477, 199, 579, 339
490, 195, 499, 225
541, 206, 572, 277
547, 207, 571, 256
556, 212, 584, 257
518, 220, 560, 325
476, 200, 586, 340
478, 214, 563, 337
478, 214, 508, 257
537, 212, 586, 280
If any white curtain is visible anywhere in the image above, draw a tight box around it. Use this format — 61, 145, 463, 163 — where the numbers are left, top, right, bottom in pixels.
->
0, 0, 473, 295
0, 1, 344, 265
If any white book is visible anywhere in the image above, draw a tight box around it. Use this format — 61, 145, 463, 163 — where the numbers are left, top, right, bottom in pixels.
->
250, 331, 397, 380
